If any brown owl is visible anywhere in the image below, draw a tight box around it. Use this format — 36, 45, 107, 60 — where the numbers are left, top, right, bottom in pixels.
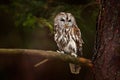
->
54, 12, 84, 74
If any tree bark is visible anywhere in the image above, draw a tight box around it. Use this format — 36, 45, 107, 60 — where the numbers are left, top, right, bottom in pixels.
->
93, 0, 120, 80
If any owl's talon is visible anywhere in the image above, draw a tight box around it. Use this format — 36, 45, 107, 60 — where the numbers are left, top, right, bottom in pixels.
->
71, 53, 77, 57
57, 50, 64, 54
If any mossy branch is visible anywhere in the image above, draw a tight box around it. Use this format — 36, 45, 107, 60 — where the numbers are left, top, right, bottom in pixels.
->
0, 49, 93, 67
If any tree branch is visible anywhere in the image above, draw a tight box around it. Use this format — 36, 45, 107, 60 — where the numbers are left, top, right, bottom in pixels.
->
0, 49, 93, 67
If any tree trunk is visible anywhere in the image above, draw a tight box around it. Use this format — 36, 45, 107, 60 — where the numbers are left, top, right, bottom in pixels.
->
93, 0, 120, 80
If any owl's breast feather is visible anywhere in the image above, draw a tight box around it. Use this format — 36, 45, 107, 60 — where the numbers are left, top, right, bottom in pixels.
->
64, 36, 77, 54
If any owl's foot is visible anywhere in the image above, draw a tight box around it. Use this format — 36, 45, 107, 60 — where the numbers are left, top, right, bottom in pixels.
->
57, 50, 64, 54
71, 53, 77, 57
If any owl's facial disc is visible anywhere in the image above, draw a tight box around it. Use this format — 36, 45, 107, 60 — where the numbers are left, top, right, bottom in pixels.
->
58, 13, 74, 28
59, 18, 65, 28
66, 19, 73, 27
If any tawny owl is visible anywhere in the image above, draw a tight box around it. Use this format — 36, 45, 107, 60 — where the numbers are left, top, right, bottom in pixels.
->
54, 12, 84, 74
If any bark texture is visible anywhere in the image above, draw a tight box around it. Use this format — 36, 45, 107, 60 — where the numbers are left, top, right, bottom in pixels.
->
93, 0, 120, 80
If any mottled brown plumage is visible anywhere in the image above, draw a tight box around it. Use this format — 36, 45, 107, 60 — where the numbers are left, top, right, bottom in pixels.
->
54, 12, 84, 74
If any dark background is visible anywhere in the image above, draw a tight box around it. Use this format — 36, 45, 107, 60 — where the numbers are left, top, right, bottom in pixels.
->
0, 0, 99, 80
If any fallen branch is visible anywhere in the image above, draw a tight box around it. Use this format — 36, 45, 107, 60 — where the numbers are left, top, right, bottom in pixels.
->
34, 59, 49, 67
0, 49, 93, 67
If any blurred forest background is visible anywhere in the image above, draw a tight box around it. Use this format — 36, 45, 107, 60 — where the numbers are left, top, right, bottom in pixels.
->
0, 0, 99, 58
0, 0, 99, 80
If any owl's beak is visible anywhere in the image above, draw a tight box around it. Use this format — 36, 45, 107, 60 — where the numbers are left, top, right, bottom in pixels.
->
65, 24, 69, 28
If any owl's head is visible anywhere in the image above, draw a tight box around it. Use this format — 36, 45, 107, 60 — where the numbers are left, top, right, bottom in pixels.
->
54, 12, 77, 29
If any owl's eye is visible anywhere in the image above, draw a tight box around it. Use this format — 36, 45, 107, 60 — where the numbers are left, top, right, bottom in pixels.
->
60, 18, 65, 21
68, 19, 71, 22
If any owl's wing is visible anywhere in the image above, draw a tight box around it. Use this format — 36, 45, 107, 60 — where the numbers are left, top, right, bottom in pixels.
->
72, 26, 84, 56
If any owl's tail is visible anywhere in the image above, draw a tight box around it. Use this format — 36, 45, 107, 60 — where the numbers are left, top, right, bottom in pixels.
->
69, 63, 81, 74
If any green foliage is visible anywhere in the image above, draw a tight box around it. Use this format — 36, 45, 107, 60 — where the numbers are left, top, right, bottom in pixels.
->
15, 13, 36, 28
22, 13, 36, 28
0, 0, 98, 33
36, 18, 53, 32
0, 0, 99, 56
